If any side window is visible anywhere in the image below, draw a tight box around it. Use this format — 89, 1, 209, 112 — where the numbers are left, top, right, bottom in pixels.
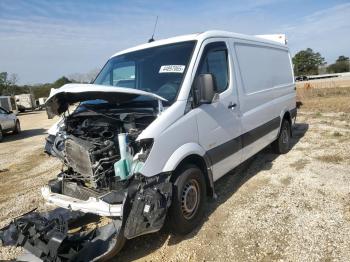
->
101, 61, 136, 88
197, 42, 229, 93
112, 62, 135, 87
0, 108, 6, 114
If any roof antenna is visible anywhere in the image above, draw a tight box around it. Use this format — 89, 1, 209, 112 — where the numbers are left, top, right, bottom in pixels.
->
148, 16, 158, 43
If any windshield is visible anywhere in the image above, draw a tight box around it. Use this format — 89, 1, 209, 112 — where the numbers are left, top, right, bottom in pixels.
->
94, 41, 196, 105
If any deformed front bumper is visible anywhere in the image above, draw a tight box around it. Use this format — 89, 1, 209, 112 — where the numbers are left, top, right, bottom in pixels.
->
0, 208, 124, 261
0, 173, 173, 261
41, 186, 124, 217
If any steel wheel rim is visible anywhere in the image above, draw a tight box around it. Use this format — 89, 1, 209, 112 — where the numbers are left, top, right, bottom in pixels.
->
181, 179, 200, 220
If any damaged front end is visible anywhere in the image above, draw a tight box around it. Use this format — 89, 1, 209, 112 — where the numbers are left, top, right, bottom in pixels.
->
0, 84, 173, 261
0, 173, 172, 261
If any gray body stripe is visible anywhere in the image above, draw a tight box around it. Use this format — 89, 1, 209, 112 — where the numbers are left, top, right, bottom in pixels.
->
207, 116, 281, 165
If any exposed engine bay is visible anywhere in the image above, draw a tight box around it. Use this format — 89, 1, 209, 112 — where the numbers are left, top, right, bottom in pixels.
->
45, 108, 155, 194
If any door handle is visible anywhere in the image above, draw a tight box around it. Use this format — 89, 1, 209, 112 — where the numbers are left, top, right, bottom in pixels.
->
228, 103, 237, 109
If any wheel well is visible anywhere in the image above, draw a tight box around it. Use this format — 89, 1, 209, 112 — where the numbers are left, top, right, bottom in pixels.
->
282, 111, 292, 135
173, 154, 213, 197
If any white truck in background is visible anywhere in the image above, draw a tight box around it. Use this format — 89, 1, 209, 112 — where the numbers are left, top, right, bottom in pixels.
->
35, 97, 47, 110
15, 93, 35, 112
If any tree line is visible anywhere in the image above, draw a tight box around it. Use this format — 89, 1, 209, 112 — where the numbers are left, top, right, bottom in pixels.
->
0, 73, 72, 98
292, 48, 349, 76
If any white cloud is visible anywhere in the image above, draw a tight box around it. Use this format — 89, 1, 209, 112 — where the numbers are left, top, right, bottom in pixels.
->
281, 3, 350, 63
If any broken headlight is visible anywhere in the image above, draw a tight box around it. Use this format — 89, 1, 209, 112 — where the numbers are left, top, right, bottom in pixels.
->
135, 138, 154, 162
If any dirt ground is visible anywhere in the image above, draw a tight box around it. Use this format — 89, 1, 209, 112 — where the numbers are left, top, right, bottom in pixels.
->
0, 111, 61, 259
1, 93, 350, 260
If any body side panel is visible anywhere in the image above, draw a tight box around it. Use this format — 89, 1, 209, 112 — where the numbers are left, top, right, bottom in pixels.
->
230, 38, 295, 160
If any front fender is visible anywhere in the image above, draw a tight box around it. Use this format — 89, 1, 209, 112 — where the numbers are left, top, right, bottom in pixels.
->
162, 142, 206, 172
48, 117, 64, 135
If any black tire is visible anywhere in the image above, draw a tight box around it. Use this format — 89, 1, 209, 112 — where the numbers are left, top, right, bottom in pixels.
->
0, 126, 3, 142
13, 120, 21, 134
168, 165, 207, 235
272, 119, 291, 154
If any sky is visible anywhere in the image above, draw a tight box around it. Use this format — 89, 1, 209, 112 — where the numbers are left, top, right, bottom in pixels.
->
0, 0, 349, 84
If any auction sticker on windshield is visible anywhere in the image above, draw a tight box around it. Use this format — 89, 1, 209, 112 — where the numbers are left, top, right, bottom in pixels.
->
159, 65, 185, 73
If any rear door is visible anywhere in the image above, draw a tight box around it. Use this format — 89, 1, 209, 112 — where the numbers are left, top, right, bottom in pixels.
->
192, 39, 242, 181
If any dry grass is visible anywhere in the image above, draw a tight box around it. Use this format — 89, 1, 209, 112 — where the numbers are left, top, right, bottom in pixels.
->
332, 131, 343, 137
315, 154, 344, 164
296, 77, 350, 89
297, 86, 350, 113
290, 159, 309, 171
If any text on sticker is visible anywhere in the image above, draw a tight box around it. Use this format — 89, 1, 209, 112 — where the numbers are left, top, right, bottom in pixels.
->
159, 65, 185, 73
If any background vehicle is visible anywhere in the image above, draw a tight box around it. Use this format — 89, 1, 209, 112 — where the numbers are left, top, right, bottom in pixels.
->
295, 75, 308, 81
36, 97, 47, 110
0, 96, 18, 114
0, 106, 21, 141
15, 93, 35, 112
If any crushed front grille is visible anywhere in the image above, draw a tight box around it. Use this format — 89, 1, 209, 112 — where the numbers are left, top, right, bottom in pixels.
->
62, 181, 102, 201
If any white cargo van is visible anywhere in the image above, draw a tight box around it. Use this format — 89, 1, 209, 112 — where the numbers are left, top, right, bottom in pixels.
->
15, 93, 35, 112
1, 31, 296, 260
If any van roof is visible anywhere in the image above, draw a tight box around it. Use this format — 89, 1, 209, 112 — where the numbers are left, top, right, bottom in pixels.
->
111, 30, 287, 58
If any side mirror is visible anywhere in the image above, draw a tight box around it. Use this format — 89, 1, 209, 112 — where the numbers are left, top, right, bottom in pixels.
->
8, 110, 13, 114
193, 73, 217, 105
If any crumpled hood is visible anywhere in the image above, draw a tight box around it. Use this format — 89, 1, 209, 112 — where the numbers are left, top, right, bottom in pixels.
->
45, 83, 167, 118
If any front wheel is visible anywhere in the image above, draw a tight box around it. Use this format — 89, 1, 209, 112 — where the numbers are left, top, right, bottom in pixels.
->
13, 120, 21, 134
272, 119, 291, 154
168, 165, 207, 235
